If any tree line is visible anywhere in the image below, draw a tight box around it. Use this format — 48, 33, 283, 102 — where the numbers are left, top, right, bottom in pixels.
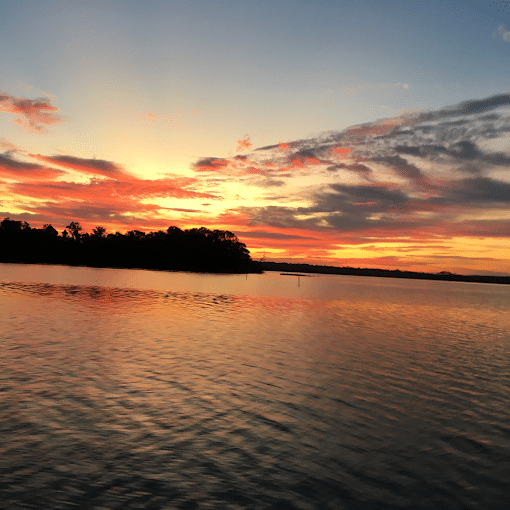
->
261, 261, 510, 285
0, 218, 262, 273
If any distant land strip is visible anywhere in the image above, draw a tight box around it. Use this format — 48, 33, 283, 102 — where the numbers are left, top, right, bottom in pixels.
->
262, 262, 510, 285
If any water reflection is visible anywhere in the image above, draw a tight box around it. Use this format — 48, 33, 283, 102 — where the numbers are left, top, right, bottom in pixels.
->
1, 265, 510, 509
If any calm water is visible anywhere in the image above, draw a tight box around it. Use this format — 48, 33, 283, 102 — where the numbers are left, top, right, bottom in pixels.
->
1, 263, 509, 509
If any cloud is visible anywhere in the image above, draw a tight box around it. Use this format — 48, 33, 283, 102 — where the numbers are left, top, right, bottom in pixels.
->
0, 154, 67, 181
236, 135, 252, 151
369, 154, 432, 187
379, 82, 410, 90
495, 25, 510, 42
136, 109, 200, 127
234, 230, 319, 241
29, 154, 126, 179
247, 177, 286, 188
330, 163, 372, 179
416, 93, 510, 121
192, 157, 231, 173
10, 176, 219, 202
138, 112, 158, 122
185, 93, 510, 253
5, 92, 510, 271
440, 177, 510, 205
4, 174, 220, 234
0, 92, 65, 133
191, 156, 269, 177
190, 94, 510, 209
0, 138, 18, 153
3, 150, 222, 232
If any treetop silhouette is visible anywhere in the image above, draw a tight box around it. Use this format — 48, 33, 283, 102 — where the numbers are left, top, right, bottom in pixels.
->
0, 218, 261, 273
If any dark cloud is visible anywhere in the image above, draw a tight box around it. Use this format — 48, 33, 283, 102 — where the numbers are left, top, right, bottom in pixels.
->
248, 177, 286, 188
30, 154, 126, 179
417, 94, 510, 122
328, 183, 409, 205
448, 141, 483, 161
240, 205, 317, 230
396, 140, 510, 169
192, 157, 230, 172
442, 177, 510, 205
394, 144, 448, 157
235, 230, 318, 240
0, 153, 66, 180
370, 155, 424, 181
328, 163, 372, 179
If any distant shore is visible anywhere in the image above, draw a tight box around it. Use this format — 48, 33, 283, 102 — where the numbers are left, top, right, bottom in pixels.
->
261, 262, 510, 285
0, 219, 262, 275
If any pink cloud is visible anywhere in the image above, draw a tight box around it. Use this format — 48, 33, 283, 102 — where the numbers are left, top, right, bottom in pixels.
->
0, 92, 64, 133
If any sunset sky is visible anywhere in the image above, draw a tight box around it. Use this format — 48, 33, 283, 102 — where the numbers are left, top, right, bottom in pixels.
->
1, 0, 510, 274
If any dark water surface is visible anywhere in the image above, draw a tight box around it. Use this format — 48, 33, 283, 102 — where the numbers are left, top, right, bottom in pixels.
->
1, 263, 509, 509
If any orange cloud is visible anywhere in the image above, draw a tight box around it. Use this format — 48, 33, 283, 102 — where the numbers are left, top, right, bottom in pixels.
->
138, 112, 158, 122
279, 142, 288, 151
290, 158, 304, 168
0, 92, 64, 133
333, 147, 351, 155
236, 135, 252, 151
10, 176, 219, 202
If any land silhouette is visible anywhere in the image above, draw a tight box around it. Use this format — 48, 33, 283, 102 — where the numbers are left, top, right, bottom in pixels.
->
1, 217, 509, 283
261, 262, 510, 285
0, 218, 261, 274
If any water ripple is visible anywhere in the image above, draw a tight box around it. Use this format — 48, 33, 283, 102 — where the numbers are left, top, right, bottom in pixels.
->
1, 272, 510, 508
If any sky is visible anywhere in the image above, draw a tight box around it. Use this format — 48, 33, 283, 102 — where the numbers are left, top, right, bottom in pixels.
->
1, 0, 510, 274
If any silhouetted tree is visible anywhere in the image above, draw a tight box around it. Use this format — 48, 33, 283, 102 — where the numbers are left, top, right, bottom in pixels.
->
92, 226, 106, 238
43, 224, 58, 237
66, 222, 82, 242
0, 217, 262, 273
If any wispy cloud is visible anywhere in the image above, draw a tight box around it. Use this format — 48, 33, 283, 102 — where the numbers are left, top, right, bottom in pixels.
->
138, 112, 158, 122
2, 151, 221, 232
236, 135, 252, 151
29, 154, 126, 179
495, 25, 510, 42
0, 154, 66, 181
380, 82, 410, 90
0, 92, 65, 133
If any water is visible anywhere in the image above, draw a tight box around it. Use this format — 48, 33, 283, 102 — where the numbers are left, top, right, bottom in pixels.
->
1, 263, 509, 509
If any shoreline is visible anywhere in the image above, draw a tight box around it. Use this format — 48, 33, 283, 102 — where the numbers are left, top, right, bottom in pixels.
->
262, 262, 510, 285
1, 260, 508, 285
